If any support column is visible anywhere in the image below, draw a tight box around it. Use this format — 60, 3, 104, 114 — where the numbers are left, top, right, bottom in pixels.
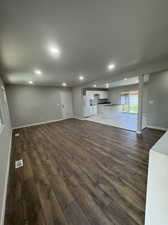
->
137, 74, 144, 134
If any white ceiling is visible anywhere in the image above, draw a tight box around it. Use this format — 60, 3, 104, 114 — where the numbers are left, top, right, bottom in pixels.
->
1, 0, 168, 87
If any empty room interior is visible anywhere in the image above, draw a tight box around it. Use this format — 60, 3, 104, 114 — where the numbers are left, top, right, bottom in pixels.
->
1, 1, 168, 225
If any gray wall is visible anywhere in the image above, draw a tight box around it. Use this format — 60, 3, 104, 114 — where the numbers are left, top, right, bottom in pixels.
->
147, 71, 168, 129
6, 85, 73, 128
0, 77, 12, 225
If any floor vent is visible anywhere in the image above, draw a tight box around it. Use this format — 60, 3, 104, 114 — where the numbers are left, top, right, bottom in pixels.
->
15, 159, 23, 169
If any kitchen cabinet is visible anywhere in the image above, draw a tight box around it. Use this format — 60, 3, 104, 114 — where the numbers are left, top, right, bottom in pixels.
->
86, 90, 108, 99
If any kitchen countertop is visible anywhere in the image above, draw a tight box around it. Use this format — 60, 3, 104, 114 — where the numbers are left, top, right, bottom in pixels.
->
103, 104, 121, 106
97, 102, 111, 105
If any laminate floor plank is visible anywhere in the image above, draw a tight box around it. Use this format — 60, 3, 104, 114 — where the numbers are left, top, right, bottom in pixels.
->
5, 119, 164, 225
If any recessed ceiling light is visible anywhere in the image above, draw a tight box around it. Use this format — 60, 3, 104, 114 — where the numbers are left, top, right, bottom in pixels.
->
34, 69, 42, 75
93, 84, 97, 87
79, 75, 84, 81
124, 78, 128, 80
48, 45, 61, 57
107, 63, 115, 71
106, 83, 109, 88
62, 82, 67, 87
28, 81, 34, 85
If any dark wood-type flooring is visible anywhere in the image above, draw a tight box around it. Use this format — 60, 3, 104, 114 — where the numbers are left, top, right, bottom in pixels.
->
5, 119, 164, 225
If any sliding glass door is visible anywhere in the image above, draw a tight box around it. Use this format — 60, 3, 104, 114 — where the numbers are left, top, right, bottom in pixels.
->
121, 90, 138, 114
121, 92, 129, 113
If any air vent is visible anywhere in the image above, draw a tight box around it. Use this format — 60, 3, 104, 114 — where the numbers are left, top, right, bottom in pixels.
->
15, 159, 23, 169
15, 133, 20, 137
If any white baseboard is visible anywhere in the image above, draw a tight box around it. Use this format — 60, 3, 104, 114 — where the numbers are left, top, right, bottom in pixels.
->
147, 126, 168, 131
73, 117, 84, 120
136, 130, 142, 134
0, 130, 12, 225
12, 118, 73, 130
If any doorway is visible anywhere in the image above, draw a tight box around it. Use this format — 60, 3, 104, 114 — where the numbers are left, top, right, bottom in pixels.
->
121, 90, 138, 114
85, 88, 139, 131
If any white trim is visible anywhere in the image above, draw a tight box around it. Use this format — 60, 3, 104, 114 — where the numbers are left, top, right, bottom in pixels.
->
136, 130, 142, 134
12, 118, 71, 130
0, 130, 12, 225
137, 74, 144, 133
147, 126, 168, 131
73, 117, 84, 120
142, 126, 147, 130
0, 125, 5, 135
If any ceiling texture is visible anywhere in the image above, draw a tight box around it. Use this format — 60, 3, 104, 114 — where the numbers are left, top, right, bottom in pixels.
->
1, 0, 168, 87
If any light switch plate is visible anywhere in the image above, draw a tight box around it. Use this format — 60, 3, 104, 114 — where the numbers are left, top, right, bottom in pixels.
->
149, 100, 154, 104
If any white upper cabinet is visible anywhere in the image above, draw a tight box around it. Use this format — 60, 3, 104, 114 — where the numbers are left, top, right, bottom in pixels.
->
86, 90, 108, 99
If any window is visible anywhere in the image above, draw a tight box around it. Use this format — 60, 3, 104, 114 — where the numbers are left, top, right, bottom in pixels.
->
121, 90, 138, 114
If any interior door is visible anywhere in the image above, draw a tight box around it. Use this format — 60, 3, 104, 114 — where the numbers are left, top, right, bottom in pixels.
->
60, 90, 73, 119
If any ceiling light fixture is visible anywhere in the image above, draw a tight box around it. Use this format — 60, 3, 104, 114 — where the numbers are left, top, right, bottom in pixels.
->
62, 82, 67, 87
28, 81, 34, 85
34, 69, 42, 75
124, 78, 128, 80
79, 75, 84, 81
48, 45, 61, 57
107, 63, 115, 71
93, 84, 97, 87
